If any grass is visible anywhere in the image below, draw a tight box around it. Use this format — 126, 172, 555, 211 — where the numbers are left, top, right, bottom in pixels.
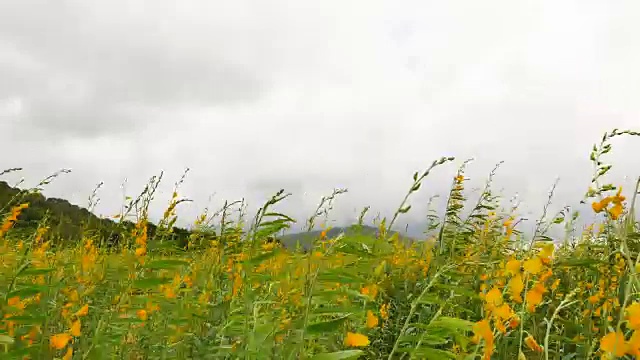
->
0, 128, 639, 359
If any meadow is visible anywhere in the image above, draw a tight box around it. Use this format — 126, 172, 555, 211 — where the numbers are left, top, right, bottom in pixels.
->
1, 128, 640, 360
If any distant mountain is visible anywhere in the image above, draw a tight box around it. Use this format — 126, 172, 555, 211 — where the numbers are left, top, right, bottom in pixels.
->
279, 224, 416, 251
0, 181, 191, 247
0, 180, 419, 251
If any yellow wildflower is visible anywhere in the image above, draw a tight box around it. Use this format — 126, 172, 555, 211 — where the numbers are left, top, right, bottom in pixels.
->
472, 319, 494, 360
70, 320, 81, 337
509, 274, 524, 303
75, 304, 89, 317
135, 247, 146, 257
344, 332, 370, 347
600, 330, 626, 357
524, 335, 543, 352
50, 333, 72, 349
592, 197, 612, 213
609, 203, 624, 220
63, 347, 73, 360
523, 257, 543, 275
627, 302, 640, 330
380, 303, 390, 320
538, 242, 554, 264
360, 284, 378, 300
505, 259, 521, 276
627, 330, 640, 357
525, 282, 546, 312
485, 287, 503, 309
366, 310, 379, 328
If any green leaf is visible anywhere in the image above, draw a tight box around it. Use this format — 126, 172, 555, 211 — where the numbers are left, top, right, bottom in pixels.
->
263, 212, 296, 223
133, 277, 171, 289
306, 314, 352, 334
0, 335, 15, 345
398, 205, 412, 214
406, 347, 457, 359
427, 317, 474, 333
415, 294, 448, 305
311, 350, 364, 360
556, 258, 607, 268
145, 259, 190, 270
246, 250, 279, 266
317, 270, 367, 285
8, 286, 47, 299
5, 315, 46, 324
17, 268, 55, 276
112, 317, 145, 324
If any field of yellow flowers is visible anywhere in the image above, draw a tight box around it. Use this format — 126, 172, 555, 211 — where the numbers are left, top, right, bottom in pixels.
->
1, 129, 640, 360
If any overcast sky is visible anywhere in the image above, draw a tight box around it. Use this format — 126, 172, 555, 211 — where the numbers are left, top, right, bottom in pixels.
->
1, 1, 639, 237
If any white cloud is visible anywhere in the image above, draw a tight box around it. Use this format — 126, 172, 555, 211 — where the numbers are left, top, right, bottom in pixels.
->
1, 0, 639, 236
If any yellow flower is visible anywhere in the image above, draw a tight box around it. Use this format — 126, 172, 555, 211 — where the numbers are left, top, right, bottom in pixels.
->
592, 197, 612, 213
523, 257, 543, 275
538, 243, 554, 263
50, 333, 72, 349
366, 310, 379, 328
0, 204, 29, 236
627, 302, 640, 330
509, 274, 524, 303
525, 282, 546, 312
146, 302, 160, 313
63, 347, 73, 360
70, 320, 81, 337
485, 287, 503, 308
494, 303, 515, 320
627, 330, 640, 357
7, 296, 25, 310
344, 332, 370, 347
472, 319, 494, 360
503, 217, 514, 228
600, 330, 626, 357
509, 316, 520, 329
135, 247, 146, 257
609, 203, 624, 220
360, 284, 378, 300
380, 303, 390, 320
75, 304, 89, 317
524, 335, 543, 352
137, 309, 148, 321
505, 259, 521, 275
540, 269, 553, 282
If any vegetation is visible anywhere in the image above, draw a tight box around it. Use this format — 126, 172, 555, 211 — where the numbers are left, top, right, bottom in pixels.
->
0, 175, 195, 249
0, 128, 639, 359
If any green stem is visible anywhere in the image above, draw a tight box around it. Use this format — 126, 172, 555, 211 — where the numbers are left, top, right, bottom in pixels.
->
544, 290, 578, 360
387, 265, 453, 360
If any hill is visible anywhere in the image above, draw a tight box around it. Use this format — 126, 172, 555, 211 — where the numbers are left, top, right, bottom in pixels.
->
0, 181, 192, 247
1, 181, 417, 251
279, 224, 416, 251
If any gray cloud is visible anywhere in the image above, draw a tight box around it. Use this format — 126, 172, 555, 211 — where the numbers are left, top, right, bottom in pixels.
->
1, 0, 640, 237
0, 1, 267, 138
